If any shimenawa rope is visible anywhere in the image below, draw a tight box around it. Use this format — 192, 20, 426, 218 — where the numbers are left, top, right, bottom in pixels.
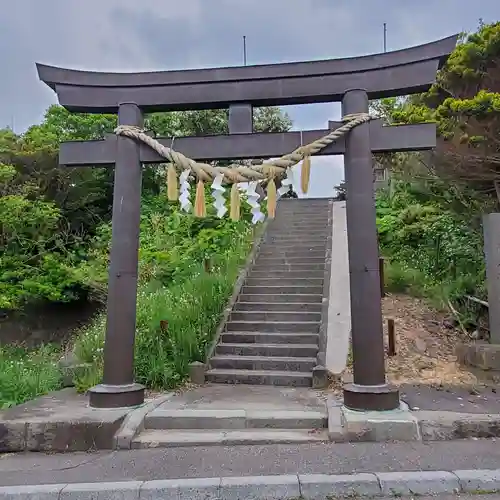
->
114, 112, 372, 218
114, 113, 372, 184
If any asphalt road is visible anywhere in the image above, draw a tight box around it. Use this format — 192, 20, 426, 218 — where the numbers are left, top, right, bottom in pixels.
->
0, 439, 500, 487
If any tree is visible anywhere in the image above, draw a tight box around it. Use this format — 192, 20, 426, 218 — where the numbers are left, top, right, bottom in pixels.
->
0, 104, 292, 310
375, 22, 500, 203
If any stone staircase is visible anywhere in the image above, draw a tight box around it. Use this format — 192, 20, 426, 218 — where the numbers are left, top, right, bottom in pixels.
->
205, 198, 333, 387
131, 199, 334, 449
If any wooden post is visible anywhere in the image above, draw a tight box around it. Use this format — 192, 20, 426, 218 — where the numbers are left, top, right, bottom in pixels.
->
387, 318, 396, 356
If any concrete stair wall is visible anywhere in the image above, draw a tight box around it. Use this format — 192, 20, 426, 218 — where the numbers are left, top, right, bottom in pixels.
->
206, 198, 333, 387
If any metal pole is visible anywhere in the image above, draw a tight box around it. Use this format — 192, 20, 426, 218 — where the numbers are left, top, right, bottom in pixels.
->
383, 23, 387, 53
342, 89, 399, 411
243, 36, 247, 66
88, 102, 145, 409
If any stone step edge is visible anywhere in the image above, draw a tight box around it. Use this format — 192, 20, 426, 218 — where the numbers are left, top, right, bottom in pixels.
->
132, 428, 328, 448
147, 408, 326, 420
16, 469, 500, 497
205, 368, 313, 377
229, 312, 321, 318
210, 354, 318, 363
226, 320, 320, 325
217, 342, 319, 349
234, 301, 322, 306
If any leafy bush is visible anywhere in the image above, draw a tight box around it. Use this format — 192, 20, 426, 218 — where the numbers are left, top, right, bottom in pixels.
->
377, 181, 485, 308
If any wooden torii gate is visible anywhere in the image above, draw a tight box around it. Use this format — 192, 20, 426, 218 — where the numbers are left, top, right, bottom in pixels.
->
36, 35, 458, 410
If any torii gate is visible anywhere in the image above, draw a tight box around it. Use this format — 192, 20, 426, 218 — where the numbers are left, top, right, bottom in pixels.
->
37, 34, 458, 410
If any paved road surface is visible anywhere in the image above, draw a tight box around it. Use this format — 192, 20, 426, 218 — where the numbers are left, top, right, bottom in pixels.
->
0, 439, 499, 487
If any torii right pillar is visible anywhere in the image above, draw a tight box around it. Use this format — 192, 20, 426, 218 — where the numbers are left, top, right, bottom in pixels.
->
342, 89, 400, 411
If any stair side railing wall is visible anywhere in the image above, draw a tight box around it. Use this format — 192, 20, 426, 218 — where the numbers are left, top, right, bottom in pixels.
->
317, 199, 335, 373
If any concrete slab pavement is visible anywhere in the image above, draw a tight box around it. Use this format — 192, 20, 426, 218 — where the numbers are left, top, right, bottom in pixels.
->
2, 439, 500, 487
2, 469, 500, 499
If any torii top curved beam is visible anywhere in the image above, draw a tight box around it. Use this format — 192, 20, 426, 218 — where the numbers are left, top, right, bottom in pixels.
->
36, 35, 458, 113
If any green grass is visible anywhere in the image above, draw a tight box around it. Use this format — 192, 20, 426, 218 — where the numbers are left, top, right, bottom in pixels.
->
0, 344, 62, 408
73, 237, 252, 392
0, 218, 254, 404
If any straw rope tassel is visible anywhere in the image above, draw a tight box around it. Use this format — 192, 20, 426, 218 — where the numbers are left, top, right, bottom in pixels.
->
230, 183, 240, 221
301, 155, 311, 194
267, 179, 277, 219
166, 163, 178, 201
194, 180, 206, 217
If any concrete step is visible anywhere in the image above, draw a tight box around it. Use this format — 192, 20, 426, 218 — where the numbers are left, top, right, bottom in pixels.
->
244, 277, 323, 288
225, 321, 319, 333
144, 409, 326, 430
267, 228, 330, 234
266, 226, 332, 231
249, 269, 324, 279
234, 301, 322, 313
215, 343, 319, 357
263, 235, 331, 241
264, 235, 332, 243
273, 210, 330, 215
132, 428, 328, 448
220, 331, 319, 345
251, 262, 325, 271
271, 218, 330, 224
230, 311, 321, 322
238, 293, 323, 303
241, 285, 323, 295
205, 368, 313, 386
259, 244, 327, 253
257, 250, 326, 259
268, 220, 329, 225
254, 256, 326, 265
210, 354, 317, 372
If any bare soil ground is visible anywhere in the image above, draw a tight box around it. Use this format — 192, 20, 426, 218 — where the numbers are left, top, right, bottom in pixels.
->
334, 293, 478, 388
381, 293, 478, 387
330, 293, 500, 412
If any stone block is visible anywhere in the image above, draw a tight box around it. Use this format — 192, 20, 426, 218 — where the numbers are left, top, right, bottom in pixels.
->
220, 475, 299, 500
25, 418, 124, 452
146, 409, 246, 430
0, 484, 65, 500
60, 363, 93, 388
456, 342, 500, 371
311, 365, 328, 389
60, 481, 142, 499
340, 402, 421, 442
454, 468, 500, 493
416, 410, 500, 441
299, 473, 381, 499
326, 403, 347, 442
0, 420, 26, 452
376, 470, 460, 496
141, 478, 220, 500
188, 361, 206, 385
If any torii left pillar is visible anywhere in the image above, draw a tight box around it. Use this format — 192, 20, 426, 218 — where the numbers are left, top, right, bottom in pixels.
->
88, 102, 146, 408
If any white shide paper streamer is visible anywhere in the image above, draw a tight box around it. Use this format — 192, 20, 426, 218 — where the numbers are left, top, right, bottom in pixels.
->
179, 168, 192, 212
277, 168, 295, 198
245, 181, 265, 225
211, 173, 227, 218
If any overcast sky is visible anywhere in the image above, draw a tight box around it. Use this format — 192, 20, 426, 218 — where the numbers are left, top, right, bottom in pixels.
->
1, 0, 498, 196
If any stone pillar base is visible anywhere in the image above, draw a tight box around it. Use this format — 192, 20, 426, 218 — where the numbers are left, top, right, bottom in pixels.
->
456, 342, 500, 371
